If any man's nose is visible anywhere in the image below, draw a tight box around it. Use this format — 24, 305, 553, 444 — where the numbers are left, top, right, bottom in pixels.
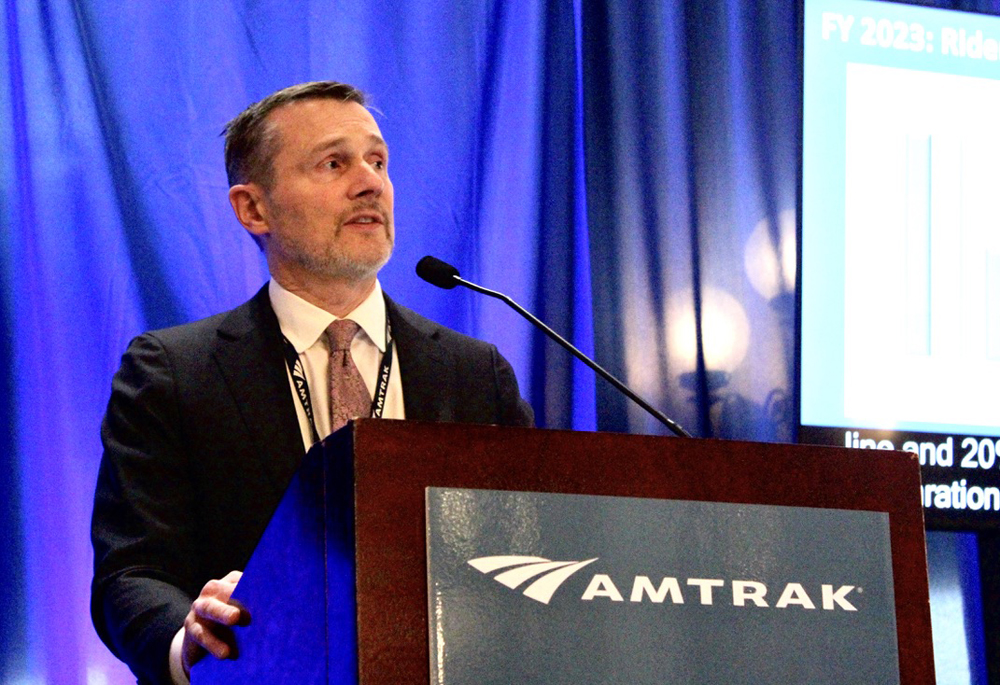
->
348, 162, 385, 199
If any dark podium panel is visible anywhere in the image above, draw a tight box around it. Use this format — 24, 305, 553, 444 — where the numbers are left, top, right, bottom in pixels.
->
194, 419, 934, 684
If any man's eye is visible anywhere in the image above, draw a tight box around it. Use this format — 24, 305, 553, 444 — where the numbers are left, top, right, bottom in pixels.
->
372, 159, 385, 170
325, 160, 340, 169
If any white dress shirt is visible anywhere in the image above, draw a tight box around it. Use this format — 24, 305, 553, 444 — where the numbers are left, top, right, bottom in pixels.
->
169, 278, 405, 683
269, 278, 405, 447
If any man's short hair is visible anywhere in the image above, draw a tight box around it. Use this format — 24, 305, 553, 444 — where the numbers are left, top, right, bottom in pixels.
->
223, 81, 367, 188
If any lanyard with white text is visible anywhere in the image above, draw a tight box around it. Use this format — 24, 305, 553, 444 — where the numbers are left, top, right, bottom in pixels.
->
282, 317, 393, 444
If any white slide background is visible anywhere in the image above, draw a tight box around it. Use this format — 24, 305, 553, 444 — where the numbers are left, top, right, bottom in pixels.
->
844, 63, 1000, 428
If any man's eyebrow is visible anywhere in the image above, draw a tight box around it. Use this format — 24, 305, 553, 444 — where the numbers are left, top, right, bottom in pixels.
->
309, 133, 388, 156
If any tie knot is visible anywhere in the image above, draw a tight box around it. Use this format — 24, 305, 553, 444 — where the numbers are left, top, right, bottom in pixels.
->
325, 319, 361, 352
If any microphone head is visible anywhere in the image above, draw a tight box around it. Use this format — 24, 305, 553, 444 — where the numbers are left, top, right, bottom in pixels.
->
416, 256, 460, 289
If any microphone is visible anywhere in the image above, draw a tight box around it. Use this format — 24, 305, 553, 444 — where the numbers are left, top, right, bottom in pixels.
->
415, 255, 460, 289
415, 256, 692, 438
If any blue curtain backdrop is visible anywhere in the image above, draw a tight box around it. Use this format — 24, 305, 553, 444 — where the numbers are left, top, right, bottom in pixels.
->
0, 0, 992, 682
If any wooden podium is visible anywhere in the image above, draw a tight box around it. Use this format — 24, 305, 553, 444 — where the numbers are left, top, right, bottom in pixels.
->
193, 419, 935, 684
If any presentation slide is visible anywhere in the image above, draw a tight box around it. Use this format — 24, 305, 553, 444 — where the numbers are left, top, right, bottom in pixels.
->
801, 0, 1000, 528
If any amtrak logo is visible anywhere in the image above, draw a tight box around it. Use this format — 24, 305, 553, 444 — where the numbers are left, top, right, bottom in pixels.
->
468, 555, 599, 604
468, 555, 860, 611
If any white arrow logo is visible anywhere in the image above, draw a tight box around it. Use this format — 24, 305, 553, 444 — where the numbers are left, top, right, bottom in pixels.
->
468, 555, 599, 604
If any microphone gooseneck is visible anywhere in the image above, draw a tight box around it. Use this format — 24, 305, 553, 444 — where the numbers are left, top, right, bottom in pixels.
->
415, 255, 692, 438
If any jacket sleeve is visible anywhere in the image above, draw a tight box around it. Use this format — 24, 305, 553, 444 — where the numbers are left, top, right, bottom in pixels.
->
92, 333, 198, 685
490, 344, 535, 428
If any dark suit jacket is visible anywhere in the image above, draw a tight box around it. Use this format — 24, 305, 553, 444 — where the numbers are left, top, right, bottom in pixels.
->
91, 285, 533, 684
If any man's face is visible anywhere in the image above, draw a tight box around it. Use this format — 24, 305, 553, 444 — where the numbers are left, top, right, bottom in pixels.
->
258, 98, 394, 284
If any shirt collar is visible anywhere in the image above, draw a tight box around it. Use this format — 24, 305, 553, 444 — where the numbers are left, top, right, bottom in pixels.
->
268, 278, 387, 353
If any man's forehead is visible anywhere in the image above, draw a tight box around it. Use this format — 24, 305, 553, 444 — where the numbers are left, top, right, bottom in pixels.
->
269, 98, 384, 146
309, 132, 387, 156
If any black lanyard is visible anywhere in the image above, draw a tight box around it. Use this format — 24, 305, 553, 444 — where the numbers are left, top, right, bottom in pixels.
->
282, 317, 393, 444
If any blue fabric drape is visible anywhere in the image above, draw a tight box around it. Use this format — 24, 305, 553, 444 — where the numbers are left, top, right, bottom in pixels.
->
0, 0, 992, 682
581, 0, 800, 439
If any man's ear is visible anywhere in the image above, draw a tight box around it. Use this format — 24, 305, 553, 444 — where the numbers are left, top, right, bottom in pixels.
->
228, 183, 271, 242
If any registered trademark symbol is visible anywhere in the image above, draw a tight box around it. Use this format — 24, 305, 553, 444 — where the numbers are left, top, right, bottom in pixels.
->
857, 587, 863, 594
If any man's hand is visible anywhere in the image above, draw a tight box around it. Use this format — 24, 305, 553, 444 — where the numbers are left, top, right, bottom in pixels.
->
181, 570, 249, 676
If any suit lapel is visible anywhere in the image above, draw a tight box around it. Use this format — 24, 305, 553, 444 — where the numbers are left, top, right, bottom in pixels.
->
386, 297, 456, 423
208, 289, 452, 494
212, 286, 306, 496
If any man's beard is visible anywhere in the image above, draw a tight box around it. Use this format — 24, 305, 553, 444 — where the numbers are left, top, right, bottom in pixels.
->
269, 203, 394, 282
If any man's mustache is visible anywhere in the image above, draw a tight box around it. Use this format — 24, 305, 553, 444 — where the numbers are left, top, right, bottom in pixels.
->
337, 202, 391, 226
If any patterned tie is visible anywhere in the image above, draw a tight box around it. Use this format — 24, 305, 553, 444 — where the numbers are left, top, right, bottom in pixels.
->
325, 319, 371, 433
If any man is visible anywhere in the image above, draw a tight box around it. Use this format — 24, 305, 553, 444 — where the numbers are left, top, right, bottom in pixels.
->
91, 81, 533, 684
